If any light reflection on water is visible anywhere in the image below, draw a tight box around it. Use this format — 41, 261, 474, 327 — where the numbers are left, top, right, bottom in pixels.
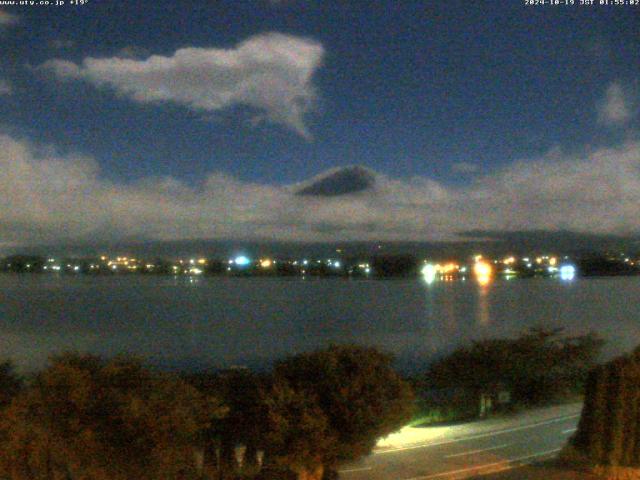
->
0, 274, 637, 373
477, 283, 491, 327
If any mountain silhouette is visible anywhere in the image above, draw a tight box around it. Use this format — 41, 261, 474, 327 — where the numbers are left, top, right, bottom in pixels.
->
295, 165, 376, 197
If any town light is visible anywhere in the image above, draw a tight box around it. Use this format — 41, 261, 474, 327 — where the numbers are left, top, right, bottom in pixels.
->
234, 255, 251, 267
474, 260, 493, 286
441, 263, 458, 273
421, 263, 437, 284
560, 265, 576, 281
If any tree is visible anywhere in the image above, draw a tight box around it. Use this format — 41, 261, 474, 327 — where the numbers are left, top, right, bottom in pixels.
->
261, 345, 415, 480
187, 368, 268, 476
0, 360, 22, 409
0, 353, 226, 480
261, 378, 335, 480
571, 347, 640, 468
425, 327, 604, 406
0, 255, 46, 273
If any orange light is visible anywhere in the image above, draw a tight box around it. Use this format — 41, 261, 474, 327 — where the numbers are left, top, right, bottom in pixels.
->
441, 263, 458, 274
474, 260, 493, 286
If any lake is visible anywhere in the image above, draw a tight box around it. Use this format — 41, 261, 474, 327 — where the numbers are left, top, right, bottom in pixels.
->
0, 274, 638, 373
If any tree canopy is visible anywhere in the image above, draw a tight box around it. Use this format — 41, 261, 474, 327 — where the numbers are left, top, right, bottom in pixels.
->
425, 327, 604, 405
261, 345, 415, 479
0, 360, 21, 408
0, 353, 226, 480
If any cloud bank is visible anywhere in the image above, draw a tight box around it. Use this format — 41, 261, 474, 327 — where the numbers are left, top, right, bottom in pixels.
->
40, 33, 324, 138
1, 133, 639, 248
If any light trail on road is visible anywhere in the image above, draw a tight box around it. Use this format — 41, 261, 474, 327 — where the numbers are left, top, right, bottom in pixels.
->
339, 404, 582, 480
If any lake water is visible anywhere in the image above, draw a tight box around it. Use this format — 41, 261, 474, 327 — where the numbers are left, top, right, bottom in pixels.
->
0, 274, 638, 373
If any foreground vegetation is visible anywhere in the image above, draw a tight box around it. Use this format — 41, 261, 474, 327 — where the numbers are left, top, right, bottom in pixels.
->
412, 328, 604, 425
0, 346, 413, 480
0, 329, 605, 479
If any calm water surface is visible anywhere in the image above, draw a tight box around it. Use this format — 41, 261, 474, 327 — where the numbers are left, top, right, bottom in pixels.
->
0, 274, 638, 372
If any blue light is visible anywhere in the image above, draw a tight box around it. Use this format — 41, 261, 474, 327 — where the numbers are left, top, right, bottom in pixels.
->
234, 255, 251, 267
559, 264, 576, 281
421, 263, 437, 285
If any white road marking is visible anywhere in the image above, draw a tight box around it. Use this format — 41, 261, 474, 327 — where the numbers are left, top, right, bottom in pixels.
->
403, 448, 562, 480
562, 428, 577, 434
444, 443, 511, 458
377, 414, 579, 454
338, 466, 373, 473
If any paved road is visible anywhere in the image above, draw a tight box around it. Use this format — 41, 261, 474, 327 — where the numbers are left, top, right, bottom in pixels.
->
339, 404, 582, 480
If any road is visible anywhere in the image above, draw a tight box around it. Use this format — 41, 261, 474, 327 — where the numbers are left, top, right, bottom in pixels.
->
339, 403, 582, 480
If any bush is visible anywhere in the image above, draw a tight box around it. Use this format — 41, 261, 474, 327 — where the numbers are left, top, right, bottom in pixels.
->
261, 345, 415, 480
424, 327, 604, 407
0, 353, 226, 480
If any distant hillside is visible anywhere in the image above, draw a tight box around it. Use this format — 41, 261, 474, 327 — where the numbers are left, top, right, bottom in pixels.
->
6, 231, 640, 260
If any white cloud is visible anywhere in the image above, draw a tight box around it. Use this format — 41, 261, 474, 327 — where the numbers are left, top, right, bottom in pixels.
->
0, 78, 11, 95
0, 9, 18, 28
0, 9, 20, 28
598, 82, 635, 126
1, 133, 640, 246
41, 33, 324, 138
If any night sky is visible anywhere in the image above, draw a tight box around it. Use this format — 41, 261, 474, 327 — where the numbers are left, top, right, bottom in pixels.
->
0, 1, 638, 247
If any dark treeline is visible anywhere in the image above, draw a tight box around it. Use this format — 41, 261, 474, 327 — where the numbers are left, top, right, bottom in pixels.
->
1, 252, 640, 278
577, 255, 639, 277
412, 328, 604, 425
0, 329, 605, 479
